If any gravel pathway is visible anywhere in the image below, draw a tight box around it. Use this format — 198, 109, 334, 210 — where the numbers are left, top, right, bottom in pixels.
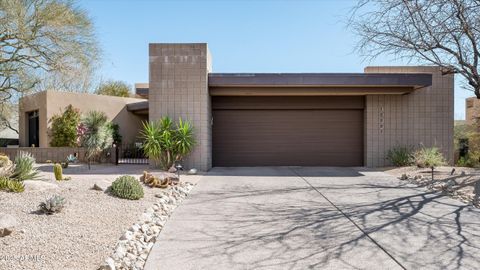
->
0, 164, 198, 270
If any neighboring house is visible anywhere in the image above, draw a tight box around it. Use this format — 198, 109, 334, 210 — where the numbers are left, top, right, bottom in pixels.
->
465, 97, 480, 126
19, 43, 454, 170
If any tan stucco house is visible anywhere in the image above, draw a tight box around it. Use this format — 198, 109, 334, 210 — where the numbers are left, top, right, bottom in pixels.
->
19, 43, 454, 171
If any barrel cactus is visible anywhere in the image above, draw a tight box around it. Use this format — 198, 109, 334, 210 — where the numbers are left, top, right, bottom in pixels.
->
54, 163, 63, 181
110, 175, 144, 200
53, 163, 71, 181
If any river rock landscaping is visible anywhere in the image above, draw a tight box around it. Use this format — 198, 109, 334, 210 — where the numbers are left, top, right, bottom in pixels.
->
99, 182, 194, 270
0, 164, 198, 270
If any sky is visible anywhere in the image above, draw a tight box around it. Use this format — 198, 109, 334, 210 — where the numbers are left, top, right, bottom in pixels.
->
81, 0, 474, 120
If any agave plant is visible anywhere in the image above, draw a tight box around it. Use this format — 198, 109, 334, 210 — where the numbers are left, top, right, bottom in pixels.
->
11, 151, 39, 181
38, 195, 66, 215
140, 117, 195, 170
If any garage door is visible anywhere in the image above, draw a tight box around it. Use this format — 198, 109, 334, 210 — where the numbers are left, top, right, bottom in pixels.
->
212, 96, 364, 167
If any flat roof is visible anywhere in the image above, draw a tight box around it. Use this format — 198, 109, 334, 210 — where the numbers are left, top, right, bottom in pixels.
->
126, 100, 148, 112
208, 73, 432, 88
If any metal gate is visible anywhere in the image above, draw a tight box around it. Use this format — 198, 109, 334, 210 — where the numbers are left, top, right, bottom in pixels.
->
115, 142, 148, 165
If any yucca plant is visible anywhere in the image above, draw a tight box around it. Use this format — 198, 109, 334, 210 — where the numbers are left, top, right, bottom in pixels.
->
79, 111, 113, 169
140, 117, 195, 170
11, 151, 39, 181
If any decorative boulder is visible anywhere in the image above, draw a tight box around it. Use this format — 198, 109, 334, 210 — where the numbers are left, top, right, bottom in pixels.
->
23, 180, 58, 192
167, 166, 177, 173
0, 213, 17, 237
187, 168, 198, 175
92, 180, 111, 191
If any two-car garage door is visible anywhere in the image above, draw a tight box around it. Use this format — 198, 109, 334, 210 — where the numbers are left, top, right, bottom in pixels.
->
212, 96, 364, 167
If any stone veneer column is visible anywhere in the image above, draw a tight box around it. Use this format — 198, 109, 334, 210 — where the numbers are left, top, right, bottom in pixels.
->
364, 66, 454, 166
365, 66, 454, 167
149, 43, 212, 171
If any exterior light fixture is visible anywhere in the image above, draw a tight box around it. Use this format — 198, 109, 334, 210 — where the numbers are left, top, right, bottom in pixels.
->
174, 162, 184, 179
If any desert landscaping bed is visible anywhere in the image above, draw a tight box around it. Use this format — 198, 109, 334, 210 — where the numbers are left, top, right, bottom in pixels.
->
0, 164, 198, 270
384, 166, 480, 206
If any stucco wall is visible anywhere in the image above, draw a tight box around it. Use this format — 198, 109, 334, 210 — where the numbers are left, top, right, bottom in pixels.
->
364, 66, 454, 166
19, 91, 147, 147
149, 43, 212, 171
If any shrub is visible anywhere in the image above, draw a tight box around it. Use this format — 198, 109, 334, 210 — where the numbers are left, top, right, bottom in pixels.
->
95, 80, 131, 97
456, 151, 480, 167
49, 105, 81, 147
38, 195, 66, 214
386, 146, 413, 166
140, 117, 195, 170
108, 122, 122, 144
0, 176, 25, 193
413, 147, 446, 168
11, 151, 39, 181
78, 111, 114, 168
110, 175, 144, 200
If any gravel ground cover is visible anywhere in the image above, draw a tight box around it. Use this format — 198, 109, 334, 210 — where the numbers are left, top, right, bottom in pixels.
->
383, 166, 480, 206
0, 164, 198, 270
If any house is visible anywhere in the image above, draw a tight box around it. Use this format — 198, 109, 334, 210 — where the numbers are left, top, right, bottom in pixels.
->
465, 97, 480, 126
18, 43, 454, 170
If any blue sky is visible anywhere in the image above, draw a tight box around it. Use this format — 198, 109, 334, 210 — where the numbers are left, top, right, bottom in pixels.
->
81, 0, 473, 119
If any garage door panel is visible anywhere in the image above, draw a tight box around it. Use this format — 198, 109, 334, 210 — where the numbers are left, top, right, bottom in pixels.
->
212, 105, 364, 167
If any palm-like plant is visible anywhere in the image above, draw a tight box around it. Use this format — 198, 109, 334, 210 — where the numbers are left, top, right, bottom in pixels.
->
140, 117, 195, 170
79, 111, 113, 169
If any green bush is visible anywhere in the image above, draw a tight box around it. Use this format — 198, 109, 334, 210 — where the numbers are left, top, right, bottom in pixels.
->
413, 147, 446, 168
108, 122, 122, 144
456, 151, 480, 167
95, 80, 131, 97
11, 151, 39, 181
386, 146, 413, 166
0, 176, 25, 193
110, 175, 144, 200
49, 105, 81, 147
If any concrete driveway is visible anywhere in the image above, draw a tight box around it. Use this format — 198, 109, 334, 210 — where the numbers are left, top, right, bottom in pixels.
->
144, 167, 480, 270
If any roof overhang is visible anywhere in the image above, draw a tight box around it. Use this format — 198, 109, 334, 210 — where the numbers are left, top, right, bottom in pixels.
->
208, 73, 432, 96
126, 101, 148, 114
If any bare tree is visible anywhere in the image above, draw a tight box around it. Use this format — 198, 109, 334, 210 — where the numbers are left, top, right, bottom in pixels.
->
0, 0, 99, 131
350, 0, 480, 97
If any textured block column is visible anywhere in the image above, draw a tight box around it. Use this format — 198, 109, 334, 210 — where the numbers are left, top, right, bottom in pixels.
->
149, 43, 212, 171
364, 66, 454, 166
